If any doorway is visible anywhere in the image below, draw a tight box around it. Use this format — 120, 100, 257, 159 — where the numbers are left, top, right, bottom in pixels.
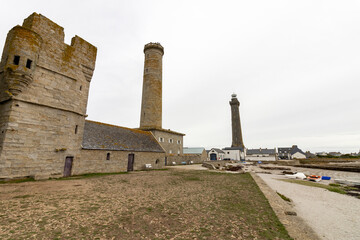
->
127, 154, 134, 171
64, 156, 73, 177
210, 153, 217, 161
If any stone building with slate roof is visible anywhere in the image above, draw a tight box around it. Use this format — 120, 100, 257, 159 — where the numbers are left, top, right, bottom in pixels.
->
245, 148, 277, 161
0, 13, 166, 180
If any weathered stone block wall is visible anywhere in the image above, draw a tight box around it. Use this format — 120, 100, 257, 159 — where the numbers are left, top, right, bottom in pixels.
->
0, 13, 97, 179
140, 43, 164, 129
151, 129, 183, 155
0, 100, 84, 178
76, 150, 165, 174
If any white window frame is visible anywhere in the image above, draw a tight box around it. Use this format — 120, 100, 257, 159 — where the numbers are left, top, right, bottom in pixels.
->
177, 140, 181, 144
159, 137, 164, 142
169, 138, 173, 143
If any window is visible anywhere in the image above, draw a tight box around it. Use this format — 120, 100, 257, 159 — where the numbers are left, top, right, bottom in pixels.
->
177, 140, 181, 144
177, 150, 180, 155
155, 159, 159, 164
13, 55, 20, 65
169, 138, 173, 143
75, 125, 78, 134
79, 85, 82, 91
159, 137, 164, 142
169, 150, 172, 154
106, 153, 110, 160
26, 59, 32, 69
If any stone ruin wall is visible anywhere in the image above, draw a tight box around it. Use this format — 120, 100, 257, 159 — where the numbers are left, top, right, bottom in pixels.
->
0, 13, 97, 178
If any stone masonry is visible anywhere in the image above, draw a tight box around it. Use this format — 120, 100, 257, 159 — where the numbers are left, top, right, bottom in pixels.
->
140, 43, 164, 129
0, 13, 166, 179
0, 13, 96, 179
139, 43, 185, 159
230, 93, 245, 149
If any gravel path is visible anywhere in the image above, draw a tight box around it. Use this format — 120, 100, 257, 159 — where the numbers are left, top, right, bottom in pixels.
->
257, 172, 360, 240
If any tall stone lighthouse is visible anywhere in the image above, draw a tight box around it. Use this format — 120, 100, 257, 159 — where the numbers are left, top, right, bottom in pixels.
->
223, 93, 245, 160
140, 42, 164, 129
139, 43, 185, 157
230, 93, 245, 149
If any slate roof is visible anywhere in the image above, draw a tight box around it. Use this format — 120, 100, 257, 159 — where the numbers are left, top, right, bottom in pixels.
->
210, 148, 225, 154
82, 120, 165, 152
183, 147, 205, 155
246, 148, 276, 155
138, 127, 185, 136
223, 146, 244, 151
290, 147, 306, 156
278, 147, 292, 153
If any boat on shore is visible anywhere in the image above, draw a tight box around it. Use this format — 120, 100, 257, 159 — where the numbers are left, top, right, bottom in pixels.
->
307, 175, 321, 182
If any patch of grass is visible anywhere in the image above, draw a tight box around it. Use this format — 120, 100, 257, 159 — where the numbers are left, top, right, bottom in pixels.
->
58, 172, 128, 180
183, 176, 201, 181
0, 177, 35, 184
279, 179, 347, 194
276, 192, 291, 202
13, 194, 33, 199
144, 168, 169, 171
329, 183, 341, 187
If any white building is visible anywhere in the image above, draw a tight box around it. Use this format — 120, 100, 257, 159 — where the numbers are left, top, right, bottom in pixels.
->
207, 148, 225, 161
222, 147, 245, 160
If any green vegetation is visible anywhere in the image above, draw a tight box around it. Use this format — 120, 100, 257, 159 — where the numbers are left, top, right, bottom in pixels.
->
0, 177, 35, 184
279, 179, 347, 194
277, 192, 292, 202
13, 194, 33, 199
57, 171, 128, 180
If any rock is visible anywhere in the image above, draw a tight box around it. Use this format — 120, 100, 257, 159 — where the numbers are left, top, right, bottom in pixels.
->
285, 211, 297, 216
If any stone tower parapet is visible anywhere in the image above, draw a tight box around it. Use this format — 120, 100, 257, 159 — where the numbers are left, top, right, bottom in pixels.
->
140, 42, 163, 129
0, 13, 97, 178
230, 94, 245, 149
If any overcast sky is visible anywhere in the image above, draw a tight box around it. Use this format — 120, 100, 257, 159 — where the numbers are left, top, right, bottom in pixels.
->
1, 0, 360, 153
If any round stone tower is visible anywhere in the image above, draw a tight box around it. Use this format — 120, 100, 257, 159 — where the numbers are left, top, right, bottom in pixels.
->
140, 42, 164, 129
230, 93, 245, 149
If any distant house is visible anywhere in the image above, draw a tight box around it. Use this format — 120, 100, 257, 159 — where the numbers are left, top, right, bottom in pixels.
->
245, 148, 277, 161
278, 147, 292, 160
183, 147, 208, 163
328, 152, 342, 157
316, 151, 328, 156
208, 148, 225, 161
279, 145, 306, 159
290, 145, 306, 159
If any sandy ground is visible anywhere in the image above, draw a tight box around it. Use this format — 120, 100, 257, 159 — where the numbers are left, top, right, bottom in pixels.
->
257, 170, 360, 240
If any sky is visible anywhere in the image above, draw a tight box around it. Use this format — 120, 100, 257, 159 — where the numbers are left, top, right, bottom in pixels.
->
1, 0, 360, 153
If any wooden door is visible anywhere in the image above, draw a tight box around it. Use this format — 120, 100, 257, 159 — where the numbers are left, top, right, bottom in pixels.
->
64, 156, 73, 177
127, 154, 134, 172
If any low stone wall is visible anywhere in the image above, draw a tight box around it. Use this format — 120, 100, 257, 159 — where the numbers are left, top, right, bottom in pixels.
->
166, 154, 204, 165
